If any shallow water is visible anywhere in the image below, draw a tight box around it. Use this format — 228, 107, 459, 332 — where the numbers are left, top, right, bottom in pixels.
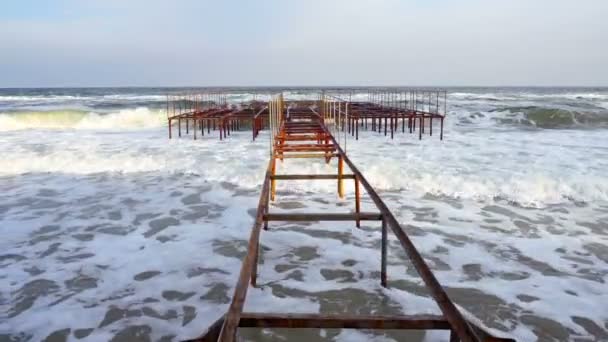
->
1, 88, 608, 341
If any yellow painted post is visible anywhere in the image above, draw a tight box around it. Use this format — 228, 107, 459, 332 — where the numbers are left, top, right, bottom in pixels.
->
271, 157, 277, 201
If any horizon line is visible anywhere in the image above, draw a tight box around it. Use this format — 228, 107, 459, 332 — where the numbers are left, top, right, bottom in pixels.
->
1, 84, 608, 90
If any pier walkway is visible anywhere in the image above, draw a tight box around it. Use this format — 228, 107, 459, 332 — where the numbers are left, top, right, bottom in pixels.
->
174, 91, 513, 342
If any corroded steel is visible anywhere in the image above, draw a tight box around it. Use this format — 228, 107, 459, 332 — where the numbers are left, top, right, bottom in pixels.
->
176, 90, 513, 342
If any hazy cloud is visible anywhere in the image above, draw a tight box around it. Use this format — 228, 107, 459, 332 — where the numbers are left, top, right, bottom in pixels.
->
1, 0, 606, 87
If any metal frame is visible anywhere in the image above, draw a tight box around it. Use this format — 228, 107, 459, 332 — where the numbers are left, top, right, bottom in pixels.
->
184, 91, 514, 342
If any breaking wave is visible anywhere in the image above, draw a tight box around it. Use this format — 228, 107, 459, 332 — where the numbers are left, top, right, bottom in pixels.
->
0, 107, 165, 131
483, 106, 608, 129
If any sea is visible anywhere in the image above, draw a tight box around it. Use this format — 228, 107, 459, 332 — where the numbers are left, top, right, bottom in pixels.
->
1, 87, 607, 341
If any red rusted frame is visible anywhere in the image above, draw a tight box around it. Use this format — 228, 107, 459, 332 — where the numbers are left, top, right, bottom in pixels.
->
327, 133, 480, 341
167, 94, 270, 141
214, 158, 272, 341
191, 313, 513, 342
179, 93, 510, 342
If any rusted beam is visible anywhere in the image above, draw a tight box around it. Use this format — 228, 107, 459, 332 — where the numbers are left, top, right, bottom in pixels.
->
278, 153, 339, 159
264, 212, 382, 222
238, 313, 451, 330
271, 174, 356, 180
216, 159, 273, 342
328, 134, 481, 342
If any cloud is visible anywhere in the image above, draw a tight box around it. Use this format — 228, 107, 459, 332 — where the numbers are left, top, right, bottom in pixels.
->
1, 0, 607, 87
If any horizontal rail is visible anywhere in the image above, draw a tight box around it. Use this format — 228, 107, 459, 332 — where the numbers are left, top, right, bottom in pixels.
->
264, 212, 382, 222
239, 313, 451, 330
327, 134, 480, 342
216, 159, 273, 341
277, 153, 339, 159
271, 174, 355, 180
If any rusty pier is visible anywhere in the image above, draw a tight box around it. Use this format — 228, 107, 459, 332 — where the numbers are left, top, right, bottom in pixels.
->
166, 93, 268, 141
170, 90, 514, 342
166, 89, 447, 142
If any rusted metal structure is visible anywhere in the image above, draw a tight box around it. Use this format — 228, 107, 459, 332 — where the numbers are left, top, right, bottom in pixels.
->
348, 89, 447, 140
178, 91, 514, 342
166, 93, 268, 141
166, 89, 447, 142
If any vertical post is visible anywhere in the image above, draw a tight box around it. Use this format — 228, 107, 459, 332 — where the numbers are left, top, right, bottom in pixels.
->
355, 175, 361, 228
264, 197, 269, 230
450, 330, 460, 342
270, 157, 276, 201
440, 117, 444, 141
436, 91, 440, 115
219, 119, 223, 140
381, 216, 387, 287
167, 95, 171, 139
269, 100, 274, 156
338, 155, 344, 199
421, 114, 425, 134
384, 117, 387, 136
344, 102, 348, 153
251, 238, 259, 287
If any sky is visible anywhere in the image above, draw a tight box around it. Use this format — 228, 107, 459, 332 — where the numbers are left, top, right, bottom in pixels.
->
0, 0, 607, 87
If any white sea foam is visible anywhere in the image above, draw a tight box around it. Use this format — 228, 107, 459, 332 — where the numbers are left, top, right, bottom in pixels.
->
0, 107, 165, 131
1, 127, 607, 208
1, 89, 608, 341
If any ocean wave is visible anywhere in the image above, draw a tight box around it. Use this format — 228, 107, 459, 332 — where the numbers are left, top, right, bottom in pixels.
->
386, 172, 607, 208
0, 95, 84, 102
0, 107, 165, 131
490, 106, 608, 129
1, 148, 605, 208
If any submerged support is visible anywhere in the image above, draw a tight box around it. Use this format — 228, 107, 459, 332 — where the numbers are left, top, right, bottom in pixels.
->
451, 330, 460, 342
251, 237, 259, 287
355, 175, 361, 228
381, 216, 387, 287
338, 155, 344, 199
216, 159, 273, 342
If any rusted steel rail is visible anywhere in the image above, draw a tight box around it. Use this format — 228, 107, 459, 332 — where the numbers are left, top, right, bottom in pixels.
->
167, 93, 268, 141
185, 92, 514, 342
